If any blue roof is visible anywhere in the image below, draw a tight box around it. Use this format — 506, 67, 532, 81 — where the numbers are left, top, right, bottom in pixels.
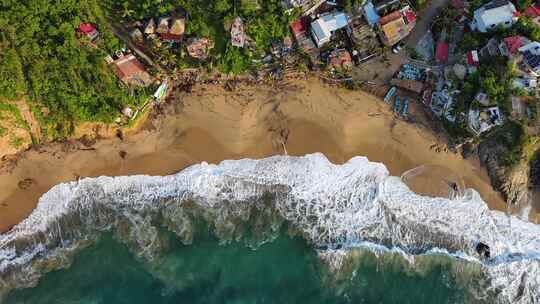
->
363, 2, 380, 26
320, 12, 349, 31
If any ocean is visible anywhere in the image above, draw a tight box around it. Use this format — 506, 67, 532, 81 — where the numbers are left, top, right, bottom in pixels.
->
6, 227, 466, 304
1, 154, 539, 303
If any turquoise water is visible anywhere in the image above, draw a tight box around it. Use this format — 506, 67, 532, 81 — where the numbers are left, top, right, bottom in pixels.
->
6, 227, 467, 304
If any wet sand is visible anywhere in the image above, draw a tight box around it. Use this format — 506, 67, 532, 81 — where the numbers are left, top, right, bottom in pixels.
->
0, 78, 506, 232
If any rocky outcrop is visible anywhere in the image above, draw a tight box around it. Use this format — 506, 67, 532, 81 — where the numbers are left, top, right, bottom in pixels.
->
477, 123, 530, 206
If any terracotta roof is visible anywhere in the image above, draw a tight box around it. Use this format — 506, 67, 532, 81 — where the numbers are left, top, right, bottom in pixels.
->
379, 11, 402, 25
112, 54, 150, 86
159, 33, 182, 41
436, 41, 449, 63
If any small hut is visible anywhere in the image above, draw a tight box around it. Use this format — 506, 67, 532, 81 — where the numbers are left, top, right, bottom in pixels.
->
169, 18, 185, 36
144, 19, 156, 34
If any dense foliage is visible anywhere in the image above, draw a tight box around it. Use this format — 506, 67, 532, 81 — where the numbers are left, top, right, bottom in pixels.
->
488, 120, 528, 166
0, 0, 148, 139
108, 0, 297, 73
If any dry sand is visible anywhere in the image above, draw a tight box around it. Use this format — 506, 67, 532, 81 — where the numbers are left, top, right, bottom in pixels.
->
0, 78, 507, 232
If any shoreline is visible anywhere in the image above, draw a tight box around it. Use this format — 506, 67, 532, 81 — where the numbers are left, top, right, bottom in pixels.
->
0, 77, 508, 232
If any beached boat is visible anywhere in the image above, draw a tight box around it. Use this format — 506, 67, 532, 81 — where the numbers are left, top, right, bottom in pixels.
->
393, 96, 400, 112
401, 97, 409, 117
383, 86, 397, 103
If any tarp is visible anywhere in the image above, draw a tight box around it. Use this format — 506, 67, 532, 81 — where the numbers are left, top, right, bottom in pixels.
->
363, 2, 380, 26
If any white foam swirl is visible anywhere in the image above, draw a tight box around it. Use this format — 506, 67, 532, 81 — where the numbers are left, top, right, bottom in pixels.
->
0, 153, 539, 302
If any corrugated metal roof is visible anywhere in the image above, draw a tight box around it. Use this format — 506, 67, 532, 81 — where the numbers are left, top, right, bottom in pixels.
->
363, 2, 380, 26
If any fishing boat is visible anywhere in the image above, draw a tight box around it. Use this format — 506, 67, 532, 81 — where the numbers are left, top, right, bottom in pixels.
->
401, 97, 409, 117
393, 96, 401, 112
383, 86, 397, 103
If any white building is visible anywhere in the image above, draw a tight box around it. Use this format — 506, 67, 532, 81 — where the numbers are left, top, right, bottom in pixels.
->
471, 0, 517, 32
310, 12, 349, 47
468, 107, 504, 136
519, 41, 540, 76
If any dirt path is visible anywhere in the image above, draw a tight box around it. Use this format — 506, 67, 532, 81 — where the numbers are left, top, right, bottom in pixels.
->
406, 0, 451, 47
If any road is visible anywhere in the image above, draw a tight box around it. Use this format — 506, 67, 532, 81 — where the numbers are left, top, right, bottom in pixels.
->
406, 0, 451, 48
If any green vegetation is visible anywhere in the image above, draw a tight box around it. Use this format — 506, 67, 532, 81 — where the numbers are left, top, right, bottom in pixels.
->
489, 121, 529, 167
0, 0, 148, 140
9, 136, 24, 149
0, 102, 29, 130
0, 126, 6, 138
109, 0, 298, 74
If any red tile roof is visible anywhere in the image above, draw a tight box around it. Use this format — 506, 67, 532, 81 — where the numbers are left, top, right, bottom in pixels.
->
159, 33, 182, 41
113, 55, 146, 82
467, 50, 479, 66
404, 10, 416, 24
290, 18, 308, 38
436, 41, 449, 63
380, 11, 402, 25
525, 5, 540, 17
504, 36, 524, 54
78, 23, 97, 35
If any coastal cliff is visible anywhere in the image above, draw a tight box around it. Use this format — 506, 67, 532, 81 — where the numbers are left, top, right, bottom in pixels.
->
477, 122, 535, 210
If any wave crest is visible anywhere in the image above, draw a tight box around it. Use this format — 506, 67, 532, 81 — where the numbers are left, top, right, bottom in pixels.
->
1, 153, 540, 303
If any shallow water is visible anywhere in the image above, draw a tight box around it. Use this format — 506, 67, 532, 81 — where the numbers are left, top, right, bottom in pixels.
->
6, 227, 466, 304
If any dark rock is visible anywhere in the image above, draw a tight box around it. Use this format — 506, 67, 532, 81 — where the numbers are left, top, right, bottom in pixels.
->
476, 242, 490, 259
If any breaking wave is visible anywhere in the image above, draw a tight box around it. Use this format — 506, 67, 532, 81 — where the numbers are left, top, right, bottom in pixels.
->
1, 153, 539, 303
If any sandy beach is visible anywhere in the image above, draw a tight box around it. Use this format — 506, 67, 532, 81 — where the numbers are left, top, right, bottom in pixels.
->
0, 78, 507, 232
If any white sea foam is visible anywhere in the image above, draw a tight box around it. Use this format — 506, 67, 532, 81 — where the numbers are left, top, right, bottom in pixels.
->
0, 153, 539, 302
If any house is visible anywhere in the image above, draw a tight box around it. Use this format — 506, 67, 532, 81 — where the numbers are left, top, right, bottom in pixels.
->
466, 50, 480, 67
480, 37, 501, 57
144, 19, 156, 35
77, 23, 99, 42
378, 7, 416, 46
374, 0, 401, 13
231, 17, 246, 48
468, 107, 504, 135
525, 5, 540, 17
513, 76, 538, 91
390, 78, 424, 93
499, 36, 529, 58
310, 12, 349, 47
130, 28, 143, 42
471, 0, 518, 32
363, 2, 381, 26
169, 18, 185, 36
291, 18, 318, 58
519, 41, 540, 76
475, 92, 491, 106
431, 89, 458, 121
436, 41, 449, 64
511, 96, 527, 119
157, 17, 171, 34
282, 0, 325, 14
111, 54, 152, 87
328, 49, 353, 70
291, 18, 308, 38
187, 38, 214, 60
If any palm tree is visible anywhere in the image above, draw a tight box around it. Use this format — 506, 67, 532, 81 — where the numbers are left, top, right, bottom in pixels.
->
121, 2, 135, 18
